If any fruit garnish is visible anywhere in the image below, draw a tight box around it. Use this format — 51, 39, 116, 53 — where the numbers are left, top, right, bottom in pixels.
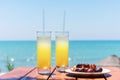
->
72, 64, 102, 73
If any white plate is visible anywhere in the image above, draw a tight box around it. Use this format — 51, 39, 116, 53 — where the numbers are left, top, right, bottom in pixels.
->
65, 68, 110, 76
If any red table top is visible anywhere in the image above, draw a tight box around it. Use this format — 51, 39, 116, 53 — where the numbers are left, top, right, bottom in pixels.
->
0, 67, 120, 80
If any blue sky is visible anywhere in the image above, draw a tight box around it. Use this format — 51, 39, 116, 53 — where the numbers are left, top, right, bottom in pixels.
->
0, 0, 120, 40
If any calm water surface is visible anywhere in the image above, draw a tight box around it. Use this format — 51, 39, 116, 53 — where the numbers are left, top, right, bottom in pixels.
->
0, 40, 120, 72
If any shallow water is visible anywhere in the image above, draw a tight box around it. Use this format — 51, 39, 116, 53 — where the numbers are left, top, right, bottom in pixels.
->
0, 40, 120, 72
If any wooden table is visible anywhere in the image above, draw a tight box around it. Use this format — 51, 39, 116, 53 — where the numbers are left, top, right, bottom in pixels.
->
0, 67, 120, 80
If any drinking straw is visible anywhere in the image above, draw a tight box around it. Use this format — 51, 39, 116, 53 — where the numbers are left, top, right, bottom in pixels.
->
63, 11, 66, 32
42, 9, 45, 32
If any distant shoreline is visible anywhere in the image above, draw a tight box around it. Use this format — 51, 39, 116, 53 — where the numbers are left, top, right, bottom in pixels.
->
1, 40, 120, 41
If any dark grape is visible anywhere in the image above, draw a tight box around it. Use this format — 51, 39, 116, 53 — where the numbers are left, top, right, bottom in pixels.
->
76, 64, 82, 68
75, 68, 80, 72
96, 67, 103, 72
84, 64, 89, 68
75, 68, 84, 72
84, 68, 89, 72
79, 68, 84, 72
87, 68, 94, 72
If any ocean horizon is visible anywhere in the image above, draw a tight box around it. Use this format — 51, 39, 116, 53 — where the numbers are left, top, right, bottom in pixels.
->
0, 40, 120, 72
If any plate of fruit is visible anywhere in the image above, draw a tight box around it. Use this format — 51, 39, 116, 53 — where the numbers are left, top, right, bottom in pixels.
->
65, 64, 110, 76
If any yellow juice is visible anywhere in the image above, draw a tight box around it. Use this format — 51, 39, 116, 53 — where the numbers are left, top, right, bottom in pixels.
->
37, 36, 51, 69
56, 35, 69, 67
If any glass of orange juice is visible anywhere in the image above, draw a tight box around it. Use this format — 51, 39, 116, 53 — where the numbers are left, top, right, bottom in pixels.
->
36, 31, 51, 74
55, 31, 69, 72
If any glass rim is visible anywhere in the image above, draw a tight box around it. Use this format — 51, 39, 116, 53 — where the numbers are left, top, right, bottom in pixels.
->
55, 31, 69, 33
36, 31, 52, 33
55, 31, 69, 37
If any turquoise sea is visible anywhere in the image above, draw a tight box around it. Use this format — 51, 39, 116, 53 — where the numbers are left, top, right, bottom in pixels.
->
0, 40, 120, 72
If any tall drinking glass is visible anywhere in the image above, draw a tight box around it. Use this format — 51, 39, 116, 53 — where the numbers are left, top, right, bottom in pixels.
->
55, 31, 69, 72
36, 31, 51, 74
